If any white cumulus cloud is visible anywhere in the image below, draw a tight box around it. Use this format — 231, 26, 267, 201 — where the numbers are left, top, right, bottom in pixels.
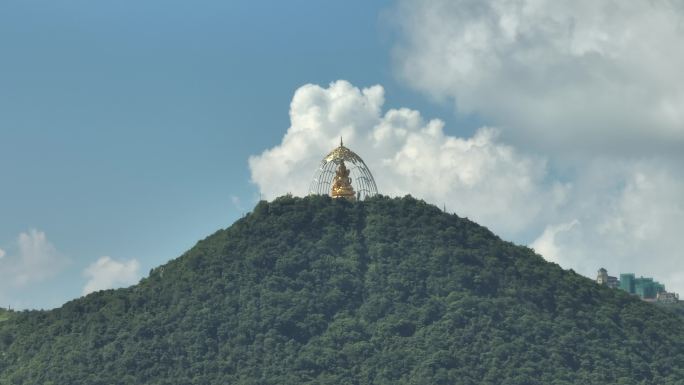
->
532, 161, 684, 291
391, 0, 684, 154
249, 80, 560, 238
0, 229, 67, 287
82, 256, 141, 295
530, 220, 580, 264
0, 230, 69, 308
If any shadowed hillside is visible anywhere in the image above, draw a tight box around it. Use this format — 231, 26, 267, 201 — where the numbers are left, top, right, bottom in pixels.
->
1, 195, 683, 384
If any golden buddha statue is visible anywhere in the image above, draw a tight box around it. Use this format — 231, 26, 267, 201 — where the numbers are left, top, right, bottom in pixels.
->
331, 160, 356, 200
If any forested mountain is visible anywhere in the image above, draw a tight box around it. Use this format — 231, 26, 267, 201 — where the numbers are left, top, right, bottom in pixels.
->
1, 195, 683, 384
659, 301, 684, 319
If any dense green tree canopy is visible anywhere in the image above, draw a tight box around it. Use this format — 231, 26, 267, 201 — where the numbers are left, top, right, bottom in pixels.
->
1, 195, 683, 384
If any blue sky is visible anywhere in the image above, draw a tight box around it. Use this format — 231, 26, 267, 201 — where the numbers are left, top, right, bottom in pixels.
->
0, 0, 464, 309
2, 0, 684, 309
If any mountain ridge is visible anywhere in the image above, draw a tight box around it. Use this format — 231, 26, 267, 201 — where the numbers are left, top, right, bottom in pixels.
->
1, 195, 682, 384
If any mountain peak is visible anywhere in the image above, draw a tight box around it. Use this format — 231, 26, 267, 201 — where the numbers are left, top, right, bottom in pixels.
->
1, 195, 683, 384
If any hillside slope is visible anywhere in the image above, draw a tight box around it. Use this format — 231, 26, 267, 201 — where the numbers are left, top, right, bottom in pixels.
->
1, 195, 683, 385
